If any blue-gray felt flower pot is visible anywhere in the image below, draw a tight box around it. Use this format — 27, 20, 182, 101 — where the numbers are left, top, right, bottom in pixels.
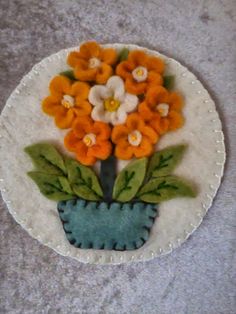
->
57, 199, 158, 251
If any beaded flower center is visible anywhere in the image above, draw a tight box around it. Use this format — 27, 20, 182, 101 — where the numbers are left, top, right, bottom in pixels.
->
104, 98, 120, 112
128, 130, 142, 146
83, 133, 96, 147
61, 95, 75, 109
156, 103, 169, 117
89, 57, 101, 69
132, 66, 148, 82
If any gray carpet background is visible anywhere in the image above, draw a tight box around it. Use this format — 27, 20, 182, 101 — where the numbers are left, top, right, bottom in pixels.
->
0, 1, 236, 313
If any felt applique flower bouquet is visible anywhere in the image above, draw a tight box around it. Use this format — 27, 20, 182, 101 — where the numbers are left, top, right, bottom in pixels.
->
25, 42, 196, 251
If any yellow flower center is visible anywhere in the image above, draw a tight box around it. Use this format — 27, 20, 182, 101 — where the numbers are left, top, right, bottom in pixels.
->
156, 103, 169, 117
61, 95, 75, 109
104, 97, 120, 112
128, 130, 142, 146
132, 66, 148, 82
83, 133, 96, 147
89, 57, 101, 69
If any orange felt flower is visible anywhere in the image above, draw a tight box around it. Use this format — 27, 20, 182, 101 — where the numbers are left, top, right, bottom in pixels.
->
111, 113, 159, 160
67, 41, 117, 84
116, 50, 164, 95
64, 117, 112, 166
42, 75, 91, 129
138, 86, 184, 134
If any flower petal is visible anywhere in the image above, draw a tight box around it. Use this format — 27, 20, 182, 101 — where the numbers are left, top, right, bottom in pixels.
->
146, 56, 165, 74
168, 111, 184, 131
67, 51, 81, 67
142, 126, 159, 144
138, 101, 154, 121
106, 76, 125, 101
93, 122, 111, 141
133, 138, 153, 158
55, 108, 75, 129
73, 117, 92, 138
80, 41, 101, 59
128, 50, 147, 67
122, 93, 138, 112
146, 86, 169, 105
125, 76, 147, 95
116, 60, 134, 80
88, 141, 112, 160
75, 142, 97, 166
71, 81, 90, 99
150, 114, 169, 135
147, 71, 163, 87
74, 61, 97, 81
91, 104, 108, 123
64, 130, 80, 152
89, 86, 111, 107
42, 95, 61, 116
101, 48, 117, 65
109, 108, 127, 125
74, 100, 92, 116
126, 113, 145, 131
49, 76, 71, 96
96, 63, 113, 84
111, 125, 129, 143
169, 92, 184, 111
114, 139, 134, 160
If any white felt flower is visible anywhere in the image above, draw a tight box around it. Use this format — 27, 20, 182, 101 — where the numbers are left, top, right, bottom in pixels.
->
88, 76, 138, 125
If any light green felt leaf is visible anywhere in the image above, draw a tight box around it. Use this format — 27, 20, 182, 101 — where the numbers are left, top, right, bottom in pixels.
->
147, 145, 187, 179
138, 175, 196, 203
60, 70, 76, 81
28, 171, 75, 201
113, 158, 147, 202
65, 158, 103, 201
118, 48, 129, 62
24, 143, 66, 175
163, 75, 175, 90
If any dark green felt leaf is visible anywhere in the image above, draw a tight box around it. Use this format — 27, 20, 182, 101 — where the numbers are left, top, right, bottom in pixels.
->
28, 171, 75, 201
163, 75, 175, 90
24, 143, 66, 175
113, 158, 147, 202
65, 158, 103, 201
138, 175, 196, 203
59, 70, 76, 81
118, 48, 129, 62
147, 145, 187, 179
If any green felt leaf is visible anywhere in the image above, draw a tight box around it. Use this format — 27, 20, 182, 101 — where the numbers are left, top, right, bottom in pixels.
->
65, 158, 103, 201
147, 145, 187, 179
118, 48, 129, 62
163, 75, 175, 90
59, 70, 76, 81
24, 143, 66, 175
28, 171, 75, 201
138, 175, 196, 203
113, 158, 147, 202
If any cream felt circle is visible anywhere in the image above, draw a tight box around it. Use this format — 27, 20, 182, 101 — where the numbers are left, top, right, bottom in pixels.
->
0, 44, 225, 264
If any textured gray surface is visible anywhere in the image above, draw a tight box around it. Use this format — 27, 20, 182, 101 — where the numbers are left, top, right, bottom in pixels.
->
0, 0, 235, 313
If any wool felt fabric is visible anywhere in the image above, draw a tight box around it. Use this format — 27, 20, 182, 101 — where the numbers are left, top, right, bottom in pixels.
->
58, 199, 158, 250
0, 44, 225, 264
